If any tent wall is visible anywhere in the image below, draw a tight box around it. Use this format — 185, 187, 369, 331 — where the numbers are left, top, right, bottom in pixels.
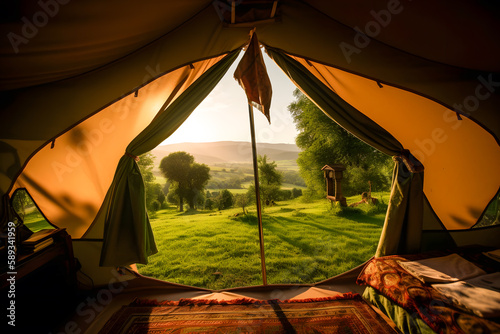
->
9, 55, 228, 238
286, 57, 500, 230
72, 240, 138, 287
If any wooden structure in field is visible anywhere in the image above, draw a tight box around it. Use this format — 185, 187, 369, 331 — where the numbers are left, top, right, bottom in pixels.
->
322, 164, 347, 206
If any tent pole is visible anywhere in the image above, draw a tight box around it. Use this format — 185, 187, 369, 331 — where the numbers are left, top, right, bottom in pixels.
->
248, 104, 268, 286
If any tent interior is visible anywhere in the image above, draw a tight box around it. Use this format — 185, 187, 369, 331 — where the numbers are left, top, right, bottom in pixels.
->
1, 0, 500, 333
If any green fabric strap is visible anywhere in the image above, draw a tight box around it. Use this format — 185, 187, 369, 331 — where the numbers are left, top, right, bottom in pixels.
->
100, 50, 240, 267
266, 48, 424, 257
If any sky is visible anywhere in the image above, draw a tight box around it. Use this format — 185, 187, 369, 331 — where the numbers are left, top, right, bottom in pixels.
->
161, 53, 299, 145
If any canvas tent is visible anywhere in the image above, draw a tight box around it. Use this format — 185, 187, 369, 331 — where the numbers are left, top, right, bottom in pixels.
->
1, 0, 500, 330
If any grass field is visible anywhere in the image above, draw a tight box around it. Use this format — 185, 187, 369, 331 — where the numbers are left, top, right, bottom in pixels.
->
21, 205, 54, 232
137, 193, 389, 290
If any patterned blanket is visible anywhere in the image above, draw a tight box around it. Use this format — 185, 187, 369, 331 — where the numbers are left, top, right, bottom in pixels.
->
357, 250, 500, 334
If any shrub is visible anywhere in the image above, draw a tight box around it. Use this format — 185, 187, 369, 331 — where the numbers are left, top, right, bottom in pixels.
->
291, 188, 303, 198
151, 200, 161, 212
205, 198, 214, 210
278, 189, 292, 201
216, 189, 234, 210
344, 164, 391, 196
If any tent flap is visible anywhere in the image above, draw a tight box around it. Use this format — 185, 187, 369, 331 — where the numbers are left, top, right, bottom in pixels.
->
100, 50, 240, 267
376, 158, 424, 257
266, 47, 424, 257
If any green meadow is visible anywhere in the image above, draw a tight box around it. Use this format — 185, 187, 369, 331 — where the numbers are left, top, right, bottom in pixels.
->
19, 167, 389, 291
137, 193, 388, 290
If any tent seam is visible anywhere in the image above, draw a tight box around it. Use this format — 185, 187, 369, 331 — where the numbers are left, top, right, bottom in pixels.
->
296, 0, 500, 73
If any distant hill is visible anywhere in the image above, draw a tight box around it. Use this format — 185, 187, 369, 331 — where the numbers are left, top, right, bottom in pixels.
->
151, 141, 300, 166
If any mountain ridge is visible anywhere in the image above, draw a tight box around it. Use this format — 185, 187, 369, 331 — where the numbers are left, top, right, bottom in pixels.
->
151, 141, 300, 165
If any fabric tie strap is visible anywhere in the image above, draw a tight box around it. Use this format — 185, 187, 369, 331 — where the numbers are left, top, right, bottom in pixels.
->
125, 152, 140, 162
395, 150, 424, 173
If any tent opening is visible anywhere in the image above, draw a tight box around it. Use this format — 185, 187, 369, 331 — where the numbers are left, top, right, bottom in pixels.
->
132, 51, 388, 289
11, 188, 55, 233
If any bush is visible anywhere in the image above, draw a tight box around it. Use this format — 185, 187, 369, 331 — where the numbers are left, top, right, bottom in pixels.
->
344, 164, 391, 196
151, 200, 161, 212
205, 198, 214, 210
215, 189, 234, 210
278, 189, 292, 201
291, 188, 303, 199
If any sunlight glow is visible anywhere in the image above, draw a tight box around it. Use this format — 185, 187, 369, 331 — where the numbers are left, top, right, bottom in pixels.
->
162, 53, 298, 145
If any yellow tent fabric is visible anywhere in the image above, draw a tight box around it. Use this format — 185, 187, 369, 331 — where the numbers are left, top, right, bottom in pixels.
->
288, 56, 500, 230
10, 56, 228, 238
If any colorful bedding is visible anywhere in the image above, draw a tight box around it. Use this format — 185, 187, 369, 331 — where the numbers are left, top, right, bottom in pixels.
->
356, 248, 500, 334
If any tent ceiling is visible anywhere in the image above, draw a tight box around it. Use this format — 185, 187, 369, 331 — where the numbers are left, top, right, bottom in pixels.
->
0, 0, 214, 89
305, 0, 500, 72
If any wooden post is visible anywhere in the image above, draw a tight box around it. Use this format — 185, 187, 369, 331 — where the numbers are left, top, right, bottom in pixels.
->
248, 104, 267, 285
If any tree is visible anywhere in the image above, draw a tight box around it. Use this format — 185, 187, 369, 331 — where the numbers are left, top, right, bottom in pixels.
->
146, 183, 165, 211
12, 189, 31, 221
234, 193, 249, 213
186, 163, 210, 209
288, 89, 392, 197
258, 155, 282, 186
159, 151, 210, 211
138, 152, 165, 212
137, 152, 155, 183
215, 189, 234, 210
246, 155, 283, 204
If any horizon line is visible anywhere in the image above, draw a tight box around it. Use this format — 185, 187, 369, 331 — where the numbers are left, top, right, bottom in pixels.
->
157, 140, 298, 146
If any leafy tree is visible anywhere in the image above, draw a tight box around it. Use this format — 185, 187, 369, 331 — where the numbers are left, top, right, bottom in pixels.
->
234, 193, 249, 213
146, 183, 165, 211
137, 152, 155, 183
159, 151, 210, 211
12, 189, 31, 221
167, 182, 180, 205
205, 198, 214, 210
288, 89, 391, 197
215, 189, 234, 210
246, 155, 284, 204
138, 152, 166, 211
258, 155, 282, 186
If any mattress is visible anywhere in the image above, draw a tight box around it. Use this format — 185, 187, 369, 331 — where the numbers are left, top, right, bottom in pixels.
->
356, 247, 500, 334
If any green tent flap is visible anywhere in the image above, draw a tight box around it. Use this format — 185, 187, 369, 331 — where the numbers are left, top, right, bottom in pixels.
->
100, 50, 240, 266
376, 157, 424, 257
266, 48, 424, 256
